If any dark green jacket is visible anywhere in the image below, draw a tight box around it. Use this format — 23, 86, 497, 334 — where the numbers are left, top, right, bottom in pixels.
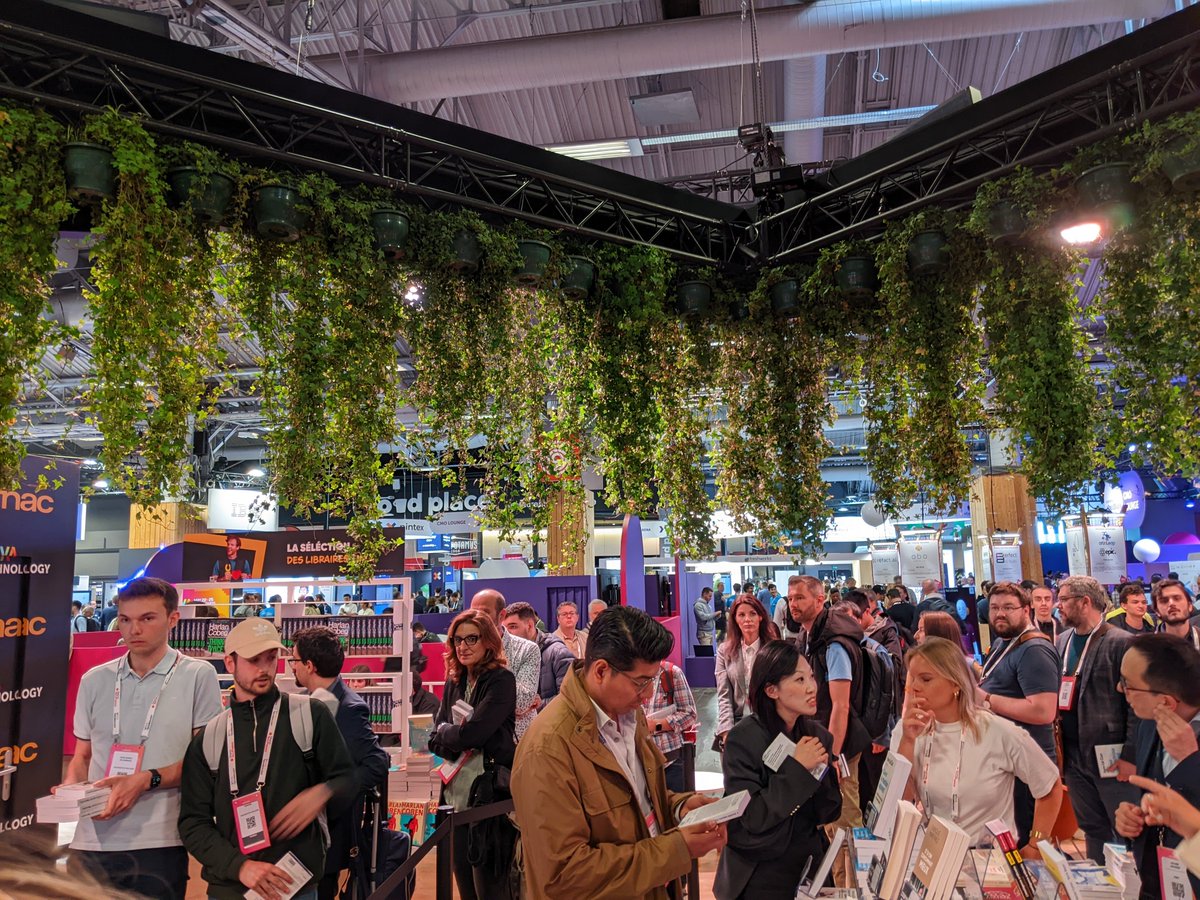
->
179, 686, 355, 898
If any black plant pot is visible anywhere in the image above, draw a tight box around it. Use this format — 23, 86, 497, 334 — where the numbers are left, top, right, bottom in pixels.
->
516, 240, 552, 285
371, 208, 411, 261
1074, 163, 1133, 208
676, 281, 712, 319
729, 299, 751, 322
448, 229, 482, 274
252, 184, 306, 242
1161, 137, 1200, 192
986, 200, 1027, 245
167, 167, 236, 226
907, 229, 949, 276
770, 279, 801, 317
835, 255, 878, 298
562, 256, 596, 299
63, 142, 116, 203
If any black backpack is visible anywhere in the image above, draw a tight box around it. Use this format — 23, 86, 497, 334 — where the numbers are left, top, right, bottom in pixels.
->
85, 615, 101, 632
857, 639, 900, 743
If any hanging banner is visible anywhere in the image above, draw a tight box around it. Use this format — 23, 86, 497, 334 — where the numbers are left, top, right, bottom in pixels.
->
990, 536, 1024, 583
1088, 524, 1128, 585
870, 543, 900, 585
897, 532, 941, 584
179, 527, 405, 582
1065, 522, 1089, 577
980, 540, 994, 583
0, 456, 80, 831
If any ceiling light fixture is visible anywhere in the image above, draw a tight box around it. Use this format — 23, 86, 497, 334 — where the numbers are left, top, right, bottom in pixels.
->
545, 139, 644, 161
1060, 221, 1103, 245
248, 467, 266, 478
93, 478, 109, 489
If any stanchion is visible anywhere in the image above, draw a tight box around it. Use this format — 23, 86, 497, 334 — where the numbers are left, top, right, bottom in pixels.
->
434, 804, 455, 900
682, 736, 700, 900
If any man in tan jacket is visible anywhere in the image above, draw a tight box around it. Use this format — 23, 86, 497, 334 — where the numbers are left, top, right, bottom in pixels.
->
512, 607, 726, 899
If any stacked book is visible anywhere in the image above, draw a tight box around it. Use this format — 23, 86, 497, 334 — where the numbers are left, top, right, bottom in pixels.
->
1103, 843, 1141, 900
36, 783, 111, 823
870, 801, 925, 900
898, 815, 972, 900
388, 752, 438, 802
1038, 841, 1122, 900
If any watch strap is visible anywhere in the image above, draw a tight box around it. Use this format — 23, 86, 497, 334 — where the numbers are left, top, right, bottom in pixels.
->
148, 768, 162, 790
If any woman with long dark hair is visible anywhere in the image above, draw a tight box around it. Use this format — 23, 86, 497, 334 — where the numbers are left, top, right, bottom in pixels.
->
429, 609, 516, 900
715, 596, 779, 747
714, 640, 842, 899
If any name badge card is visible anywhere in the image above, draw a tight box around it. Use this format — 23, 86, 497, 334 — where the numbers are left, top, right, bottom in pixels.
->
106, 744, 144, 777
644, 809, 660, 838
1058, 676, 1077, 711
1159, 847, 1195, 900
232, 790, 271, 855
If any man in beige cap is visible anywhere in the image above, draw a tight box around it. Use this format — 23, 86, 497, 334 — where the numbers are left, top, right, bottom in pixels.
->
179, 618, 355, 900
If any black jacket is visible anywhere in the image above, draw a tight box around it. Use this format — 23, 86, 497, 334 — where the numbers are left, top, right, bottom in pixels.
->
797, 609, 872, 759
179, 686, 356, 899
430, 664, 516, 769
884, 600, 917, 633
1054, 623, 1140, 771
714, 714, 842, 900
1132, 718, 1200, 899
325, 677, 390, 875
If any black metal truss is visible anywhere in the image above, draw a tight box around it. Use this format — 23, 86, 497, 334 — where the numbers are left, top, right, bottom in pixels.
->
0, 1, 749, 264
760, 6, 1200, 264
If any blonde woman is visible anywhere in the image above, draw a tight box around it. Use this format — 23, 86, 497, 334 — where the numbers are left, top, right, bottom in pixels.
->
890, 637, 1063, 858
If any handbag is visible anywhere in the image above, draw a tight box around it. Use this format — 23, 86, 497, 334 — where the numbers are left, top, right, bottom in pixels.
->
465, 758, 518, 879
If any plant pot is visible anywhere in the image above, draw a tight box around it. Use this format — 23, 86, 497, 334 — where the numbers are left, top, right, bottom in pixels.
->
835, 255, 878, 298
770, 279, 801, 317
63, 142, 116, 203
1074, 162, 1133, 208
166, 167, 236, 226
729, 299, 751, 322
676, 281, 712, 318
515, 240, 552, 285
562, 256, 596, 299
252, 184, 306, 242
1161, 137, 1200, 192
907, 229, 949, 276
371, 208, 411, 261
985, 200, 1027, 245
448, 228, 482, 274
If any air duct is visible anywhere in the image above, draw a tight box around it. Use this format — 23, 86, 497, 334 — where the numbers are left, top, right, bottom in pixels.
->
336, 0, 1167, 102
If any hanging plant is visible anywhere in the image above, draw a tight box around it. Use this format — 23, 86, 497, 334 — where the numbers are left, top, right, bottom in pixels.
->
0, 107, 74, 488
966, 168, 1100, 513
80, 109, 228, 509
874, 209, 988, 515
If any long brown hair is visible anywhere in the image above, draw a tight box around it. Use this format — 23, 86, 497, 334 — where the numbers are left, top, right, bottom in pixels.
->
723, 595, 779, 656
918, 610, 963, 648
444, 609, 507, 682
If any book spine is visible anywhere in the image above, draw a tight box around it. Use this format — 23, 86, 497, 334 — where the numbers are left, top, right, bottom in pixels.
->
991, 831, 1035, 900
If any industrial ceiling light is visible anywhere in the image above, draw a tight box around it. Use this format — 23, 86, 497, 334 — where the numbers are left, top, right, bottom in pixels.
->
544, 139, 644, 161
93, 478, 109, 489
1060, 221, 1104, 244
247, 467, 266, 478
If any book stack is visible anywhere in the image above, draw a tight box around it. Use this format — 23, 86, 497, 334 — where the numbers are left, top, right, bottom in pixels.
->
962, 849, 1024, 900
1038, 841, 1122, 900
984, 819, 1036, 899
864, 752, 914, 840
898, 815, 971, 900
36, 783, 111, 823
388, 753, 438, 802
1103, 843, 1141, 900
877, 801, 924, 900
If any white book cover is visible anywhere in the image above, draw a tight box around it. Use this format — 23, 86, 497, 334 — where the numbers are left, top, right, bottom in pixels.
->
678, 789, 751, 827
865, 751, 914, 840
882, 802, 924, 900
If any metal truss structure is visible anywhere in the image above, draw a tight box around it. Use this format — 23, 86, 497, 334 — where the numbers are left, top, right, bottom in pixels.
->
1, 2, 1200, 267
760, 4, 1200, 264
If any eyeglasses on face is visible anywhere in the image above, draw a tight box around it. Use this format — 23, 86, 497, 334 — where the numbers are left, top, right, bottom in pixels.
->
451, 634, 481, 647
990, 604, 1024, 614
1119, 676, 1162, 695
614, 668, 656, 694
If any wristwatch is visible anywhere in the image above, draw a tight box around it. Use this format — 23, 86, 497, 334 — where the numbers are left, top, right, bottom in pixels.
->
980, 692, 992, 711
147, 769, 162, 791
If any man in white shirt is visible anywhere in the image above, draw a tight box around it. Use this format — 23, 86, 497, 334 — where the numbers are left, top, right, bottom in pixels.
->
470, 589, 541, 740
62, 577, 222, 900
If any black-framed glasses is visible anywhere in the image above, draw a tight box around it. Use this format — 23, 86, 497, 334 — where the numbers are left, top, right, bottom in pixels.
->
452, 634, 481, 647
1119, 676, 1162, 695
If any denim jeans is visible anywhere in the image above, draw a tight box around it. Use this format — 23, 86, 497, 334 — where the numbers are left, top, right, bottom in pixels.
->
72, 845, 190, 900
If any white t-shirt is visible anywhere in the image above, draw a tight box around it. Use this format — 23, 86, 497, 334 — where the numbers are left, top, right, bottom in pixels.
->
890, 712, 1059, 846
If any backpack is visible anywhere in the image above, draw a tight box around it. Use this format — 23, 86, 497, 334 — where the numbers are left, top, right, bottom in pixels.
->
857, 639, 901, 743
85, 616, 101, 632
201, 691, 333, 849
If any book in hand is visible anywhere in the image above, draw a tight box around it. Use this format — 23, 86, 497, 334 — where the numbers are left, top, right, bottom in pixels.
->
880, 801, 924, 900
678, 790, 751, 827
451, 700, 473, 725
899, 814, 971, 900
36, 783, 112, 823
244, 852, 313, 900
864, 751, 914, 840
646, 704, 676, 721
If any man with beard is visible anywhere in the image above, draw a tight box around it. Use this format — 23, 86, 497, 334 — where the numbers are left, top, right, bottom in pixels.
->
1154, 578, 1200, 650
976, 581, 1061, 846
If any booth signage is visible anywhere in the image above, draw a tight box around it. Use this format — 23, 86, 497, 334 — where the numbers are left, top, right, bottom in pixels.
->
0, 456, 80, 831
991, 542, 1023, 583
181, 527, 405, 581
206, 488, 277, 532
1065, 524, 1089, 577
897, 535, 940, 583
1088, 524, 1127, 585
870, 545, 899, 584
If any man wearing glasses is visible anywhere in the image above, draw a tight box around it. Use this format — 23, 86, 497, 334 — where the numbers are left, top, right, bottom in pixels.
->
1054, 575, 1141, 863
977, 581, 1061, 847
1115, 633, 1200, 899
512, 606, 725, 899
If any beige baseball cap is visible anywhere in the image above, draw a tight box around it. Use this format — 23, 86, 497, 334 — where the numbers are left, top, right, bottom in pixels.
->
225, 618, 285, 658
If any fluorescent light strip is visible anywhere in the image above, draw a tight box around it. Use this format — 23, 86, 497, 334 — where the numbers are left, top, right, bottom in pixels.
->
642, 105, 938, 147
545, 139, 643, 160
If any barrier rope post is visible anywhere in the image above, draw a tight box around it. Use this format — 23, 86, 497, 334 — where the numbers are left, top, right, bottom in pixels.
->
435, 804, 455, 900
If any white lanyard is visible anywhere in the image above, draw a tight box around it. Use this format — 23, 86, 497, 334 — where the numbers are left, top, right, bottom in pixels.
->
1062, 627, 1100, 678
980, 626, 1032, 680
226, 699, 281, 798
112, 650, 181, 744
921, 727, 967, 820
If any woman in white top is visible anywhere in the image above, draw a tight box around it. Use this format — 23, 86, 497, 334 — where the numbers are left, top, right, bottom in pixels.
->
716, 595, 780, 748
891, 636, 1063, 856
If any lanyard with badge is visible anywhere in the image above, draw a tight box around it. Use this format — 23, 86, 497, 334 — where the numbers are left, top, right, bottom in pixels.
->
107, 650, 181, 777
1058, 628, 1099, 711
228, 699, 281, 854
921, 728, 967, 820
979, 626, 1032, 681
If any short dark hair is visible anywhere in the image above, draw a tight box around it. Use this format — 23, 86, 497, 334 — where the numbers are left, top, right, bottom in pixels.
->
117, 576, 179, 614
226, 535, 241, 547
885, 587, 903, 600
731, 583, 741, 593
1152, 578, 1188, 607
292, 626, 345, 678
989, 581, 1031, 608
1019, 579, 1037, 591
413, 621, 427, 634
842, 589, 871, 616
701, 587, 713, 597
1119, 583, 1148, 606
584, 606, 672, 671
71, 600, 82, 612
1129, 634, 1200, 706
1169, 571, 1181, 580
504, 601, 537, 624
749, 640, 805, 737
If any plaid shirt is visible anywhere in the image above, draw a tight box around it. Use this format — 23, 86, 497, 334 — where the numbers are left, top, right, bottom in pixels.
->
642, 662, 698, 755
